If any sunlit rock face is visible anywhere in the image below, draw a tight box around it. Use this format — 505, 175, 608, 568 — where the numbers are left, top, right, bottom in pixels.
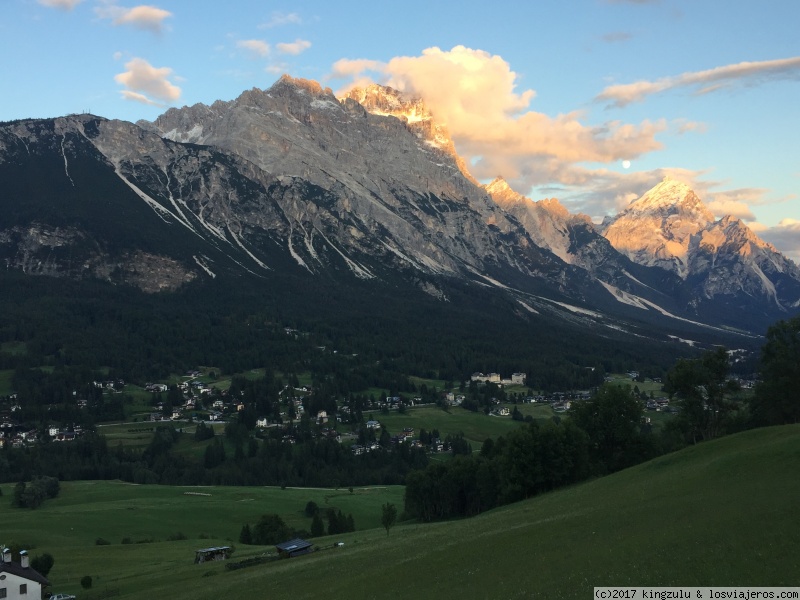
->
486, 177, 598, 268
602, 178, 714, 278
601, 177, 800, 310
141, 75, 569, 282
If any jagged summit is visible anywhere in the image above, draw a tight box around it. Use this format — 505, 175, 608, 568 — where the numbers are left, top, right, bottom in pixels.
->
622, 176, 714, 223
484, 177, 524, 205
601, 178, 800, 311
344, 84, 419, 117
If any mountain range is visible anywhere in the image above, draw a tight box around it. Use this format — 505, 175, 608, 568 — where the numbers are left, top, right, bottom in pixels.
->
1, 74, 798, 349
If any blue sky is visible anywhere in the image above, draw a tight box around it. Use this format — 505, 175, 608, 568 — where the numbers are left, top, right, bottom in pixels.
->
2, 0, 799, 260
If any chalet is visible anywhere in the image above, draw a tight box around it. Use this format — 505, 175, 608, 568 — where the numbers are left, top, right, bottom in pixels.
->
256, 417, 268, 428
366, 420, 381, 430
0, 549, 50, 600
275, 538, 313, 559
496, 406, 510, 416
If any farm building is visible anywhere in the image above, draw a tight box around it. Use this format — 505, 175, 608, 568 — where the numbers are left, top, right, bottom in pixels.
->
275, 538, 313, 558
194, 546, 232, 563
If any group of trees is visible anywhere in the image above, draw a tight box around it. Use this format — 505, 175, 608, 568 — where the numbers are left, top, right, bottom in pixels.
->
238, 504, 356, 546
403, 316, 800, 523
404, 418, 593, 521
0, 417, 429, 489
749, 317, 800, 426
12, 475, 60, 509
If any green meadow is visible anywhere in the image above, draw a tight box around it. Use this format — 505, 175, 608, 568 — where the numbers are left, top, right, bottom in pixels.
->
369, 403, 555, 448
1, 425, 797, 599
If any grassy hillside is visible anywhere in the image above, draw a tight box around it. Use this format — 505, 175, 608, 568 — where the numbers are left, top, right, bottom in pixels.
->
2, 425, 798, 599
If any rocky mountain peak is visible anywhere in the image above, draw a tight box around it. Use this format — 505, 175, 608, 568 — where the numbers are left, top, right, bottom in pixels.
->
622, 176, 714, 223
484, 177, 524, 205
271, 74, 336, 99
342, 83, 472, 179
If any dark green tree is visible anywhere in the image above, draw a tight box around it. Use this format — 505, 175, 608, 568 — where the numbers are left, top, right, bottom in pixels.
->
310, 513, 325, 537
750, 317, 800, 426
665, 347, 739, 443
570, 384, 649, 473
30, 553, 54, 577
381, 502, 397, 536
252, 514, 292, 545
239, 523, 252, 545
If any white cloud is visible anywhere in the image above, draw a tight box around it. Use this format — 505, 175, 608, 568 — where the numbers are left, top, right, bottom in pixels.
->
37, 0, 83, 9
597, 56, 800, 107
705, 188, 769, 221
757, 219, 800, 264
328, 58, 385, 80
672, 118, 707, 135
276, 39, 311, 56
329, 46, 664, 182
601, 32, 633, 43
259, 11, 302, 28
114, 57, 181, 105
119, 90, 160, 106
95, 3, 172, 34
237, 39, 271, 58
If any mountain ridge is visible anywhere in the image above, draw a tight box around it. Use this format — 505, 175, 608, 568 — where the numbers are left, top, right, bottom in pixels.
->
1, 75, 798, 339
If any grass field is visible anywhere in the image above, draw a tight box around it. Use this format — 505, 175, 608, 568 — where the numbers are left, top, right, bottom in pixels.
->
2, 425, 796, 599
369, 404, 554, 448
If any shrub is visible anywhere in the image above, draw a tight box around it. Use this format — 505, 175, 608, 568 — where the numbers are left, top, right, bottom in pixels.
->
81, 575, 93, 589
30, 553, 54, 577
95, 538, 110, 545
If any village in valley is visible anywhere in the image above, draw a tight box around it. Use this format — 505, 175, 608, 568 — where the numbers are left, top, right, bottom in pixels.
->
0, 361, 701, 456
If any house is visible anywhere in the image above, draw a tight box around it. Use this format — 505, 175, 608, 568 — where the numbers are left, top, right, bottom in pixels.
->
0, 548, 50, 600
511, 372, 527, 385
275, 538, 313, 559
366, 420, 381, 430
496, 406, 510, 416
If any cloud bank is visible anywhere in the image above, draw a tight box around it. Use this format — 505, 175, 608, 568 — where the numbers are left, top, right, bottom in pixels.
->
597, 56, 800, 107
331, 46, 664, 185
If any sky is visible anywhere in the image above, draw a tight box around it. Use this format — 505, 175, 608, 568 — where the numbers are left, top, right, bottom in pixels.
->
2, 0, 799, 261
